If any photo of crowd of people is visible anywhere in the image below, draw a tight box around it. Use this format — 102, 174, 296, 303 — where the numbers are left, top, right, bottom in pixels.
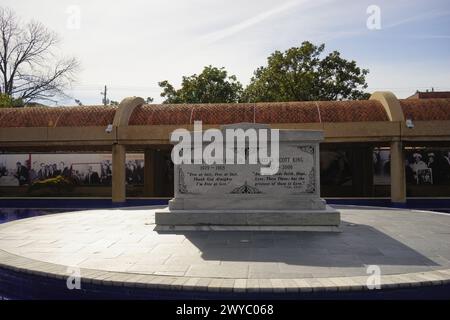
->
373, 148, 450, 185
0, 154, 145, 186
2, 148, 450, 188
405, 150, 450, 185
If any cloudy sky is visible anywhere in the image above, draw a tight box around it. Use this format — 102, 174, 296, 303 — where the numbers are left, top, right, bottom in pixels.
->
3, 0, 450, 105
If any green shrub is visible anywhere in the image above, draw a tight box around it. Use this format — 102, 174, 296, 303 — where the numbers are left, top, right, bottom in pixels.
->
28, 175, 75, 195
0, 94, 24, 107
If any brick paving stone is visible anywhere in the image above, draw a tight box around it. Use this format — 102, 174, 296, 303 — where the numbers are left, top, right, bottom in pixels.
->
1, 206, 450, 294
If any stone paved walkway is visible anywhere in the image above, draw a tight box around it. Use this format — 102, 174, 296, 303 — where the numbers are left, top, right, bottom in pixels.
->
1, 205, 450, 292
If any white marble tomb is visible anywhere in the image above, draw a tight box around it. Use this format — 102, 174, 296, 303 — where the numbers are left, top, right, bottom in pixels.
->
155, 123, 340, 231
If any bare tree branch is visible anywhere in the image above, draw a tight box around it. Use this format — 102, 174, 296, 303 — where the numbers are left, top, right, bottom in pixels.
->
0, 7, 79, 104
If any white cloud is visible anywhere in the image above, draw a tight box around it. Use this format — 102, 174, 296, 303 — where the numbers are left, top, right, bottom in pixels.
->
1, 0, 449, 104
201, 0, 309, 43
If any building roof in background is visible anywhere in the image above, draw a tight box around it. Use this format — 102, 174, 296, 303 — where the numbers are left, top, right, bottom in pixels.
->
407, 91, 450, 99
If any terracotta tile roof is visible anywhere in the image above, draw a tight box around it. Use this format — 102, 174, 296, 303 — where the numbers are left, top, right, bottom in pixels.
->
3, 98, 449, 128
400, 99, 450, 121
0, 106, 116, 128
0, 107, 60, 127
129, 100, 388, 125
255, 102, 319, 123
317, 100, 387, 122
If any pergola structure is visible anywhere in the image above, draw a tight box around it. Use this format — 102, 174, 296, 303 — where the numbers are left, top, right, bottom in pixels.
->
1, 92, 449, 203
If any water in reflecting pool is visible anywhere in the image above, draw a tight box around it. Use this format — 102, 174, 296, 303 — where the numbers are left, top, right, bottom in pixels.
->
0, 208, 70, 224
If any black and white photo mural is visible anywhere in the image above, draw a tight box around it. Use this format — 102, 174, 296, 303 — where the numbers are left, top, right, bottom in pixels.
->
373, 148, 391, 185
373, 147, 450, 185
320, 149, 353, 186
0, 153, 144, 186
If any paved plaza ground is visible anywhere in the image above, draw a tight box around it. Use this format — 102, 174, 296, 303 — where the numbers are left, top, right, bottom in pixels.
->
0, 205, 450, 294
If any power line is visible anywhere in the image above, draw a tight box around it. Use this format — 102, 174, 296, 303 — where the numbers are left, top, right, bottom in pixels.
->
69, 84, 161, 90
67, 84, 450, 91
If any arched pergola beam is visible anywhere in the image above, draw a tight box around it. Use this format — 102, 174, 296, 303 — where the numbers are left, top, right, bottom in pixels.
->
111, 97, 144, 203
370, 91, 405, 122
112, 96, 145, 127
370, 91, 406, 204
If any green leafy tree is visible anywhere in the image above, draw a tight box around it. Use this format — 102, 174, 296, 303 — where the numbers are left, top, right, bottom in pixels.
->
0, 93, 22, 107
242, 41, 370, 102
159, 66, 243, 103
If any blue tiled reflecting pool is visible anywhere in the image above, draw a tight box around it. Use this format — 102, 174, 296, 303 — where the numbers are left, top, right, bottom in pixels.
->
0, 208, 70, 224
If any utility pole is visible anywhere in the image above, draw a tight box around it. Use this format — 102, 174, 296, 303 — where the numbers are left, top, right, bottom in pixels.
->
100, 85, 109, 105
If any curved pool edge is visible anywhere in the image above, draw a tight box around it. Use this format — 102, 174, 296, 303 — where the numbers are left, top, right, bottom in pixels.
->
2, 205, 450, 299
1, 248, 450, 299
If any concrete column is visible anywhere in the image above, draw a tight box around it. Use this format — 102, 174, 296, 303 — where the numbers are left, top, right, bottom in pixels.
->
390, 140, 406, 204
112, 144, 126, 203
144, 148, 156, 197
